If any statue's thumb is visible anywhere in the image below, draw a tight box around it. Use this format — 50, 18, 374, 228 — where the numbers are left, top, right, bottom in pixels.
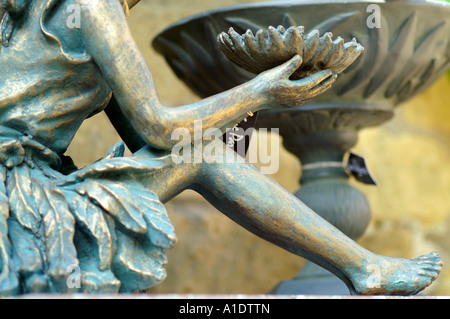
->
283, 55, 303, 77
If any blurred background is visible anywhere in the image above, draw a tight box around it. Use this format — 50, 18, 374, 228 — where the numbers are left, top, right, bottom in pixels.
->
66, 0, 450, 295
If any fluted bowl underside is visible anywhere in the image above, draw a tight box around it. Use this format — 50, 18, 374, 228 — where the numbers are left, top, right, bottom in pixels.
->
153, 0, 450, 131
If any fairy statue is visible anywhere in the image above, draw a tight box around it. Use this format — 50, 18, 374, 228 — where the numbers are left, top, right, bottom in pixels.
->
0, 0, 442, 296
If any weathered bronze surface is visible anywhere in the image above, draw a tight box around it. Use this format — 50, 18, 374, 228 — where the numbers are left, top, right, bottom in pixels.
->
0, 0, 444, 296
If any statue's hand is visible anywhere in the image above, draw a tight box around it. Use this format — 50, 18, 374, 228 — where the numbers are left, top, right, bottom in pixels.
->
258, 55, 337, 109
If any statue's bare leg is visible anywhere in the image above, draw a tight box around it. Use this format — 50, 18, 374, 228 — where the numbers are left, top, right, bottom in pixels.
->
134, 141, 442, 295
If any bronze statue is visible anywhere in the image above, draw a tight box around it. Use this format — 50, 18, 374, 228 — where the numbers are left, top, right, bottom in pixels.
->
0, 0, 442, 296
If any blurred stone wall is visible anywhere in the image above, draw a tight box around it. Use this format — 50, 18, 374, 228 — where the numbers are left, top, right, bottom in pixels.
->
66, 0, 450, 295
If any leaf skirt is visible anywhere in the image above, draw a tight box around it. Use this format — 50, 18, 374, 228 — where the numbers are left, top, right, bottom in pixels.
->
0, 128, 177, 295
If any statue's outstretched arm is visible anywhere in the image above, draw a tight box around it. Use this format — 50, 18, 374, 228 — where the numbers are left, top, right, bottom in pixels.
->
78, 0, 336, 150
74, 1, 445, 296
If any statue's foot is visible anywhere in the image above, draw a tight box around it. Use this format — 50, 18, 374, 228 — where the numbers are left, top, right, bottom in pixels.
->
349, 252, 443, 295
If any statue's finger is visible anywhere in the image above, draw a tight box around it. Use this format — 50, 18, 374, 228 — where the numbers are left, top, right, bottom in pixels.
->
303, 73, 337, 97
279, 55, 303, 77
293, 69, 333, 91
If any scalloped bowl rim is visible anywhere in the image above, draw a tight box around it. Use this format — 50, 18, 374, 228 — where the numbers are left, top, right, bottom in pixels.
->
153, 0, 450, 41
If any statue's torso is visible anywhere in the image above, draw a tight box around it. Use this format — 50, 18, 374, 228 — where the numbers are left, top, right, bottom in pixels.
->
0, 0, 111, 154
